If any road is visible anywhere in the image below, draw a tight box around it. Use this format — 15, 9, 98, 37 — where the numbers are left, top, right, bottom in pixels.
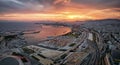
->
79, 29, 113, 65
53, 29, 88, 64
55, 28, 113, 65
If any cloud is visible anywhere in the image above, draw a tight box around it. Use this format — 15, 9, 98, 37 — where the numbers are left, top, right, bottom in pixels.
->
0, 0, 25, 13
0, 0, 46, 14
0, 0, 119, 14
72, 0, 120, 9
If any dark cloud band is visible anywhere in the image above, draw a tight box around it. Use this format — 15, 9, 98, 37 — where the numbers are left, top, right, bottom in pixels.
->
0, 0, 120, 14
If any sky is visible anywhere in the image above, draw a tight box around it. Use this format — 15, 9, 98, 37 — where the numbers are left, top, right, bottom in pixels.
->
0, 0, 120, 22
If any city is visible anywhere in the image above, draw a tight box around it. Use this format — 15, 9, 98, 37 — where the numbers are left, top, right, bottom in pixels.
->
0, 19, 120, 65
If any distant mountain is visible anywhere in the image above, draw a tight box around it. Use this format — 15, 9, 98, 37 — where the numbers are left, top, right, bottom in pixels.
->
80, 19, 120, 32
85, 19, 120, 23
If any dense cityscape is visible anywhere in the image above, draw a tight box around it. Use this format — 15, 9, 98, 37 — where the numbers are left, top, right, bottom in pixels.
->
0, 19, 120, 65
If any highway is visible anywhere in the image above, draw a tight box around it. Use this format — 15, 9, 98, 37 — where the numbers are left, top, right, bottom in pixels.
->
53, 28, 88, 64
79, 29, 113, 65
59, 28, 113, 65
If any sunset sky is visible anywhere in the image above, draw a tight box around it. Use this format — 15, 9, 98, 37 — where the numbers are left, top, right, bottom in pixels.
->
0, 0, 120, 21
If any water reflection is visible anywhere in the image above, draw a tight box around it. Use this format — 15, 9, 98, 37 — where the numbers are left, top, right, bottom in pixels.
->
24, 25, 71, 45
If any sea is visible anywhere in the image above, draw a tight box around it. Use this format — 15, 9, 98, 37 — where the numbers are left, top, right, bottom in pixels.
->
0, 21, 71, 44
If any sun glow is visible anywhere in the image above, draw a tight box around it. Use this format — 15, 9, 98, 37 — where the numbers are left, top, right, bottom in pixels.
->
0, 8, 119, 22
0, 12, 93, 21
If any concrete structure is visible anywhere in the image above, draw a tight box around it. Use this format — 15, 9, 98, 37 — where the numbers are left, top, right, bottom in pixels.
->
0, 56, 24, 65
0, 55, 31, 65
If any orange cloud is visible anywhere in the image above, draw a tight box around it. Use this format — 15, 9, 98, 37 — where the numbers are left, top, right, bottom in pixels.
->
54, 0, 71, 4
